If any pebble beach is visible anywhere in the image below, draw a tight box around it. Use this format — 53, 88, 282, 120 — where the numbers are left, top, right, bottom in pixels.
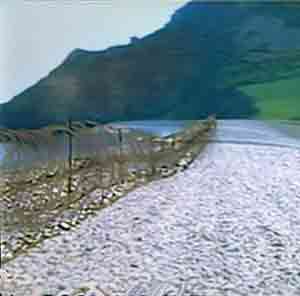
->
2, 140, 300, 296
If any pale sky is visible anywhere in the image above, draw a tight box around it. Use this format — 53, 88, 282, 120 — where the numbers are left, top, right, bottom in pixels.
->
0, 0, 188, 103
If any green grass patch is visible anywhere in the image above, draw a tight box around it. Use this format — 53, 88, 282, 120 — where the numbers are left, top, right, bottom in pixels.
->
239, 77, 300, 120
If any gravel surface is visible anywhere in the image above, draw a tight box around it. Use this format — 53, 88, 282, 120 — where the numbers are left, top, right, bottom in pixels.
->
2, 143, 300, 296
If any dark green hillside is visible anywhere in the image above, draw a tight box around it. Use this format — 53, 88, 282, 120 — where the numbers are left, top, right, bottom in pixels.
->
1, 1, 300, 129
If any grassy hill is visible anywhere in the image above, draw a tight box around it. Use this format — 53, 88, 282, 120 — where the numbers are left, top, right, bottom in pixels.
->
0, 1, 300, 128
240, 77, 300, 120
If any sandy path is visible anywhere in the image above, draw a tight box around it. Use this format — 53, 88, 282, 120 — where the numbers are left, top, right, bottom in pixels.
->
2, 143, 300, 296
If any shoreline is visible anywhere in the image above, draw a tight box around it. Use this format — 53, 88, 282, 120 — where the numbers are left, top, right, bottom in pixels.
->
1, 119, 216, 266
